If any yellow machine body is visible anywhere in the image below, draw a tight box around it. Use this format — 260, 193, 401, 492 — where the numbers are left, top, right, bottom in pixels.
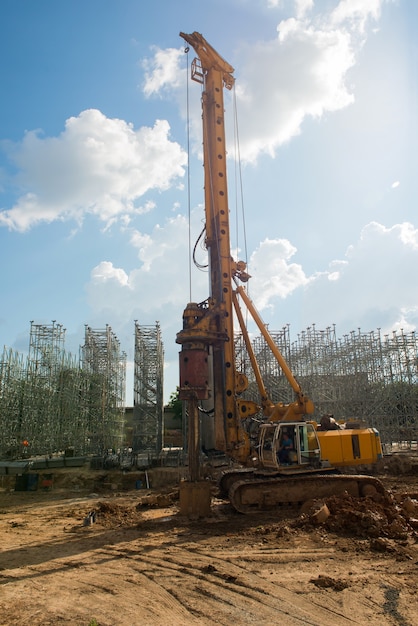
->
316, 427, 383, 467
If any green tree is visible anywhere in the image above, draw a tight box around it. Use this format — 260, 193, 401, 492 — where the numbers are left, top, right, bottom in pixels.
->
167, 387, 183, 423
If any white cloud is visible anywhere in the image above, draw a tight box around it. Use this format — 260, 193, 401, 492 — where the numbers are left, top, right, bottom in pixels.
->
247, 237, 308, 309
348, 221, 418, 255
86, 212, 418, 339
391, 312, 417, 334
91, 261, 130, 287
234, 21, 355, 161
86, 213, 418, 402
330, 0, 383, 33
266, 0, 314, 18
211, 220, 418, 339
142, 47, 185, 96
0, 109, 187, 231
278, 221, 418, 334
86, 210, 208, 316
295, 0, 314, 18
143, 2, 386, 163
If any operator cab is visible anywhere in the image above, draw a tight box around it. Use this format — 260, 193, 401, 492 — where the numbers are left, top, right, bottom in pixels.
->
259, 422, 321, 470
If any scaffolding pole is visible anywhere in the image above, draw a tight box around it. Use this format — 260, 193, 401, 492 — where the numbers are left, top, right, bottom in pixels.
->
236, 325, 418, 447
81, 325, 127, 454
132, 321, 164, 454
0, 320, 127, 459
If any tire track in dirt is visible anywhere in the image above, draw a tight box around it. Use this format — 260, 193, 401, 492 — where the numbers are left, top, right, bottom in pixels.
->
2, 485, 417, 626
99, 539, 362, 625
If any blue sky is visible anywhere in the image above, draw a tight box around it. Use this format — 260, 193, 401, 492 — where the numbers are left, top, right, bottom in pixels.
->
0, 0, 417, 403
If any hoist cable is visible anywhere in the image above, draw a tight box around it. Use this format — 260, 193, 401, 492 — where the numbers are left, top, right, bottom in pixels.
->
232, 85, 249, 272
232, 82, 250, 333
184, 45, 208, 281
184, 45, 193, 302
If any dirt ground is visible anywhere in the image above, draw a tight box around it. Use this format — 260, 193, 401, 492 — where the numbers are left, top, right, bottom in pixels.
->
1, 459, 418, 626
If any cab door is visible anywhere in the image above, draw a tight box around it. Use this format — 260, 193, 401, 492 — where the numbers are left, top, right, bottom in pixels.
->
259, 423, 321, 469
274, 423, 321, 467
259, 424, 280, 469
296, 423, 321, 466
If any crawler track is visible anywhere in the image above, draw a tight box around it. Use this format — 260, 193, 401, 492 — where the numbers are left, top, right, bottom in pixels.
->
218, 468, 256, 497
228, 474, 387, 514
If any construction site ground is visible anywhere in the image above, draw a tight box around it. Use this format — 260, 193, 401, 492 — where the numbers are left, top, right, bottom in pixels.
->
1, 455, 418, 626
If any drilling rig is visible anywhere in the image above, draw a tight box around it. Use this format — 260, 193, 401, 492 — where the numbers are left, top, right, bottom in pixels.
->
177, 32, 385, 514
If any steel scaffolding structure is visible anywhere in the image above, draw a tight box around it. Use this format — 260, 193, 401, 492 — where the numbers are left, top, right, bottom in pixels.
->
1, 318, 416, 457
235, 326, 294, 408
0, 321, 127, 458
26, 322, 80, 455
238, 324, 418, 446
0, 322, 84, 457
0, 347, 28, 458
132, 321, 164, 453
81, 325, 127, 454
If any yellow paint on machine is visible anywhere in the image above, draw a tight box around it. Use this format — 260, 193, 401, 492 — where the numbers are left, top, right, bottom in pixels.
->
316, 428, 383, 467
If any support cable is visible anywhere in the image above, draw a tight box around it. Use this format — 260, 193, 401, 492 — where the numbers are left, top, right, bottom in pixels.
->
232, 82, 250, 333
184, 45, 193, 302
232, 83, 249, 272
